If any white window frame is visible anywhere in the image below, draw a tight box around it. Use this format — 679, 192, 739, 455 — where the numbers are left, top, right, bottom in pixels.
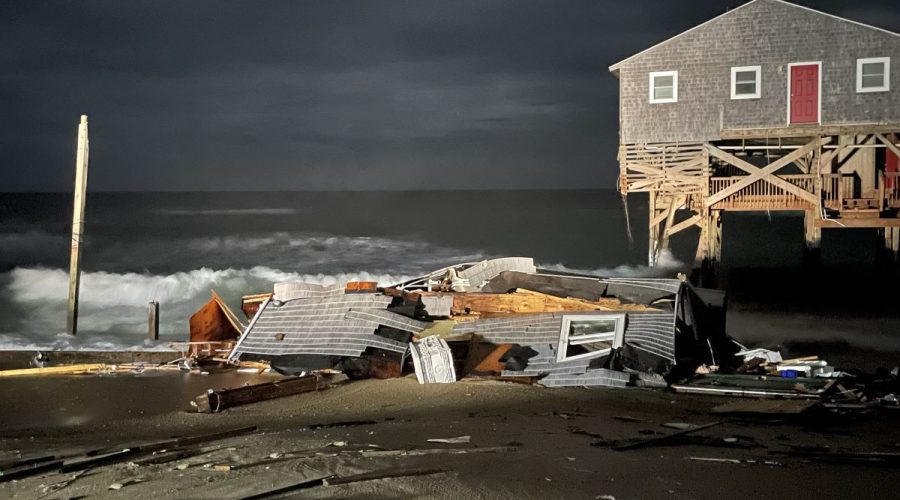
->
731, 65, 761, 99
556, 313, 626, 363
856, 57, 890, 93
649, 71, 678, 104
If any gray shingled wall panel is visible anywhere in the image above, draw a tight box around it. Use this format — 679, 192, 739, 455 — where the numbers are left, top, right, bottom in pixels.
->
539, 369, 630, 388
615, 0, 900, 143
233, 292, 410, 358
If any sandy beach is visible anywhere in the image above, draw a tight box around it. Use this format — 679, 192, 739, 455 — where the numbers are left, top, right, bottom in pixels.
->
2, 374, 899, 499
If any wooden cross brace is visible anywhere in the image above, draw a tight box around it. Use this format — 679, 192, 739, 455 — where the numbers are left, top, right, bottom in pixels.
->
704, 138, 828, 208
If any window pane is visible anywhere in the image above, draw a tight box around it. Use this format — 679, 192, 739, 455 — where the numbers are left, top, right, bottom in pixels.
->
862, 74, 884, 88
735, 70, 756, 83
654, 86, 673, 100
654, 75, 674, 88
569, 319, 617, 337
861, 62, 885, 77
735, 82, 756, 95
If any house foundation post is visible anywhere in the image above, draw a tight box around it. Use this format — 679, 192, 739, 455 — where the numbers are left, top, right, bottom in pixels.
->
693, 210, 722, 287
803, 209, 822, 272
648, 191, 660, 267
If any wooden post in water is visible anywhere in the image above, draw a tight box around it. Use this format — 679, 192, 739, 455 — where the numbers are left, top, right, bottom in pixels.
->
148, 301, 160, 341
66, 115, 90, 336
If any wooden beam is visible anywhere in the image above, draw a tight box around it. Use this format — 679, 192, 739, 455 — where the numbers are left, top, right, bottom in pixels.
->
816, 218, 900, 228
193, 375, 319, 413
667, 214, 702, 236
876, 133, 900, 160
67, 115, 90, 336
705, 140, 823, 207
720, 123, 900, 140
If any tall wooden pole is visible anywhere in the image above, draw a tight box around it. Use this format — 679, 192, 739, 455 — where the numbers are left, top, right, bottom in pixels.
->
66, 115, 90, 336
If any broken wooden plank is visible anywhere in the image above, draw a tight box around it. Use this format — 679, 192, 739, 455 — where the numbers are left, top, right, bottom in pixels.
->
0, 364, 109, 377
613, 422, 723, 451
240, 475, 333, 499
449, 288, 652, 317
193, 375, 318, 413
711, 399, 818, 416
323, 468, 446, 486
0, 459, 65, 483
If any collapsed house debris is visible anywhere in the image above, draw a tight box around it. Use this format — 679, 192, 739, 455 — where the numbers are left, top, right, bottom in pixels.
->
4, 256, 897, 418
221, 257, 738, 389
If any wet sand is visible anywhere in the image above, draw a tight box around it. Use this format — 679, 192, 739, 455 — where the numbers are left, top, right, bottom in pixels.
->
2, 375, 899, 500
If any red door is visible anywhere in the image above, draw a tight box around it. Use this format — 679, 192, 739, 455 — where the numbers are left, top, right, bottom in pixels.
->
790, 64, 819, 124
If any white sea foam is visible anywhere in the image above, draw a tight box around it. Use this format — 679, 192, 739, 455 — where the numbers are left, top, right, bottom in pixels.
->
0, 266, 413, 351
538, 250, 686, 278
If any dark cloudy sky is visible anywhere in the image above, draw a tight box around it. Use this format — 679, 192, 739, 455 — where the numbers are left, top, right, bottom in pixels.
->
1, 1, 897, 192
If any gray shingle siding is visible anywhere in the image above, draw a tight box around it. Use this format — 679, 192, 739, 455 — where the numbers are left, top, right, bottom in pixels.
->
613, 0, 900, 144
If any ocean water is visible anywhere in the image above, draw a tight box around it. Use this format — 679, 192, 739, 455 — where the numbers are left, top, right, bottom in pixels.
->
0, 190, 897, 352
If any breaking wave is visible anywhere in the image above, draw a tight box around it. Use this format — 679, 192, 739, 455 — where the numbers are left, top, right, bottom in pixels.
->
538, 250, 687, 278
0, 266, 413, 351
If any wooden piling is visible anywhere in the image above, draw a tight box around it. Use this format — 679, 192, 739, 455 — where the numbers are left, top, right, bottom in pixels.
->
148, 301, 160, 341
66, 115, 90, 336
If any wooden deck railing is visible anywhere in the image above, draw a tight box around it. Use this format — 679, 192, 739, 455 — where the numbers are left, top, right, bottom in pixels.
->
821, 174, 855, 210
708, 174, 817, 210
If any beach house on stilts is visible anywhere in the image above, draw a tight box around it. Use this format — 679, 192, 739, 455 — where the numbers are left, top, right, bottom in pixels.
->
611, 0, 900, 281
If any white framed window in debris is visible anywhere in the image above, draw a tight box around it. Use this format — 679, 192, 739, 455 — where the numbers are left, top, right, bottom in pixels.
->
557, 314, 626, 362
649, 71, 678, 103
856, 57, 890, 93
731, 65, 761, 99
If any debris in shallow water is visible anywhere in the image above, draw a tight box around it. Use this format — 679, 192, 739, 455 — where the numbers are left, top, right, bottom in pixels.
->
427, 436, 471, 444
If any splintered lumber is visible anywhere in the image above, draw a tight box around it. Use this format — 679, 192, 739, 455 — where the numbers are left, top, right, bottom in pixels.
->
0, 459, 65, 483
448, 288, 653, 317
0, 364, 110, 377
613, 421, 723, 451
194, 375, 318, 413
323, 467, 446, 486
241, 475, 333, 499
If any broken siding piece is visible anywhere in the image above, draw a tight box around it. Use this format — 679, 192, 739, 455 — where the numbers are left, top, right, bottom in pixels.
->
410, 336, 457, 384
230, 292, 409, 359
273, 282, 346, 301
539, 368, 631, 388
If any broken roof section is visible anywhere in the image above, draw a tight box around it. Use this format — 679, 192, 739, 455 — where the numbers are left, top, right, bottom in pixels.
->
228, 290, 427, 360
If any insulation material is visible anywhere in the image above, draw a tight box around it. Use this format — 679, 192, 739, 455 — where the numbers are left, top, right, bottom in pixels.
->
410, 336, 457, 384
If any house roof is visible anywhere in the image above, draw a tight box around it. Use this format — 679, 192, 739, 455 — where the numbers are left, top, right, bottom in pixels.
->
608, 0, 900, 73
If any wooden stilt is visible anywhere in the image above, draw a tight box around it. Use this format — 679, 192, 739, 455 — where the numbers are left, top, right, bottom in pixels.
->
658, 195, 682, 256
66, 115, 90, 337
693, 211, 722, 286
648, 191, 659, 267
148, 301, 160, 341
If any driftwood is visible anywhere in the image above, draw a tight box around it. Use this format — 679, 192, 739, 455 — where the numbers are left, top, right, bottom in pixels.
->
613, 421, 723, 451
194, 375, 318, 413
1, 426, 257, 483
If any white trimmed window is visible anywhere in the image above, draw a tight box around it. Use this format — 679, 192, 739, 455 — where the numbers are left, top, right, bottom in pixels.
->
649, 71, 678, 103
556, 314, 626, 362
857, 57, 890, 93
731, 65, 761, 99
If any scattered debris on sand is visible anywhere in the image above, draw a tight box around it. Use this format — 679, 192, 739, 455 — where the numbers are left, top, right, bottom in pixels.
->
3, 257, 898, 424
